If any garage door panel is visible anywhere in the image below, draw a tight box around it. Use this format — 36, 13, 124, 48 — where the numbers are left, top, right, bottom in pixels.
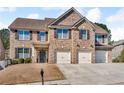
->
96, 51, 108, 63
78, 52, 91, 63
57, 52, 70, 63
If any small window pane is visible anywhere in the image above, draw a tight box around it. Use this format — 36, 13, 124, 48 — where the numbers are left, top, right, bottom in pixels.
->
39, 32, 46, 41
24, 31, 30, 40
24, 48, 29, 53
18, 48, 23, 58
18, 31, 23, 40
24, 48, 30, 58
18, 48, 23, 53
63, 29, 69, 39
57, 29, 62, 39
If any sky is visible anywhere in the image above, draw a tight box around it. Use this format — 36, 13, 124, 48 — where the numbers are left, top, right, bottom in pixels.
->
0, 7, 123, 41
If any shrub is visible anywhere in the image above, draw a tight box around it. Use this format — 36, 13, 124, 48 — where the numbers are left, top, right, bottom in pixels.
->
24, 58, 32, 63
119, 49, 124, 62
8, 59, 13, 65
19, 58, 24, 64
9, 59, 13, 63
112, 58, 120, 63
11, 59, 19, 65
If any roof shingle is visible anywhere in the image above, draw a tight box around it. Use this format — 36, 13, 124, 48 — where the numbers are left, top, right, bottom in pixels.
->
9, 17, 55, 31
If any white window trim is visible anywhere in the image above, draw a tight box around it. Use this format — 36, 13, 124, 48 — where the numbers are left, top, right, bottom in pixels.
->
18, 48, 30, 58
95, 34, 104, 43
57, 29, 69, 39
18, 29, 30, 40
80, 29, 88, 40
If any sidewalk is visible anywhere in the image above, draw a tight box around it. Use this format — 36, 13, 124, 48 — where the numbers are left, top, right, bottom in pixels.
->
26, 80, 70, 85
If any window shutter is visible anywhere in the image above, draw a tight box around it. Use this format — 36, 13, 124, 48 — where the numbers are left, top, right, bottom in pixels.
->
103, 35, 105, 43
79, 30, 82, 39
30, 48, 32, 58
46, 32, 48, 41
15, 48, 18, 58
30, 31, 32, 40
87, 30, 90, 40
15, 30, 18, 39
54, 29, 57, 38
69, 30, 71, 39
37, 32, 40, 41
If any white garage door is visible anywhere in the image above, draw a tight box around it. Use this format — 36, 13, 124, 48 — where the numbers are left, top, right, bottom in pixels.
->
57, 51, 70, 63
78, 52, 92, 63
96, 50, 108, 63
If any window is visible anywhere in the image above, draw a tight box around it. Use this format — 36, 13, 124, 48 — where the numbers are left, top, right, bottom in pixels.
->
18, 30, 30, 40
39, 32, 46, 41
17, 48, 30, 58
56, 29, 69, 39
79, 29, 88, 40
95, 34, 104, 43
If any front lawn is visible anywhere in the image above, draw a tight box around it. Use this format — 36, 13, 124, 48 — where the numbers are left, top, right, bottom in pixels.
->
0, 63, 65, 84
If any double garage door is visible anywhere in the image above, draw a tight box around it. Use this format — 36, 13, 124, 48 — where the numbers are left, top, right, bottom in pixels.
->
56, 51, 92, 63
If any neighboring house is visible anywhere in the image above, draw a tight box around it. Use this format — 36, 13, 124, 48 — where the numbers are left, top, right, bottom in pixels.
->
112, 40, 124, 59
0, 33, 5, 60
8, 7, 112, 64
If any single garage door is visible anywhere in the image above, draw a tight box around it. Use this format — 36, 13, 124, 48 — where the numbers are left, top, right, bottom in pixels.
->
78, 52, 92, 63
56, 51, 70, 63
96, 50, 108, 63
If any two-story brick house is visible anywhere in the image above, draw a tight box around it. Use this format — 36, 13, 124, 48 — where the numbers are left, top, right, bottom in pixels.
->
9, 7, 112, 64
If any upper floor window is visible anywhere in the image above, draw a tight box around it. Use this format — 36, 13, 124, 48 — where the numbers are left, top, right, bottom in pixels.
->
95, 34, 104, 43
56, 29, 69, 39
39, 32, 46, 41
18, 30, 30, 40
79, 29, 89, 40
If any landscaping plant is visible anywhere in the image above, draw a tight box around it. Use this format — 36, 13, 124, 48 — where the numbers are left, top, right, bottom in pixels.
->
19, 58, 24, 63
119, 49, 124, 62
24, 58, 32, 63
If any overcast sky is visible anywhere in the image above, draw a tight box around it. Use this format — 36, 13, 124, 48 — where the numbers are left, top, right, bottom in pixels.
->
0, 7, 123, 41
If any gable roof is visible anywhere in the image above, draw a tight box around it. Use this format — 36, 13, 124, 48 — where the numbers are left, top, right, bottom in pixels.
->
72, 17, 95, 29
8, 7, 109, 35
93, 24, 109, 34
48, 7, 83, 26
9, 17, 55, 31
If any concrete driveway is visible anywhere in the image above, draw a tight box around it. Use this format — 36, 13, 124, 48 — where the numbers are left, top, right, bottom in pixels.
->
57, 63, 124, 85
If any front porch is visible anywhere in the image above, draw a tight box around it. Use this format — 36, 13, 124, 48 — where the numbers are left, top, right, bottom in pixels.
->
32, 42, 49, 63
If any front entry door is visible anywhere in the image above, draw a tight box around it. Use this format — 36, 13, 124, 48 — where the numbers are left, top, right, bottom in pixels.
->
39, 51, 46, 63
